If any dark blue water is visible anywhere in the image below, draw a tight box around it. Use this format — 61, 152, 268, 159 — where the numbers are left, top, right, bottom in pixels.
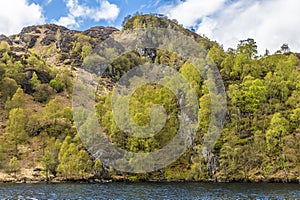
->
0, 182, 299, 199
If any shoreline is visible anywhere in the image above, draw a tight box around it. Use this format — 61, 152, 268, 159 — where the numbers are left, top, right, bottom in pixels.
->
0, 178, 299, 184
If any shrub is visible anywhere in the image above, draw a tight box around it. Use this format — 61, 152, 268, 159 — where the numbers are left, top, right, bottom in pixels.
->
50, 79, 65, 93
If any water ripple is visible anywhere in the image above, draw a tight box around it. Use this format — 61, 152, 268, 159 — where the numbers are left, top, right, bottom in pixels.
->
0, 182, 299, 199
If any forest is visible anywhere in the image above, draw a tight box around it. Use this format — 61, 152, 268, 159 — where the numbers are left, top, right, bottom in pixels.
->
0, 14, 299, 182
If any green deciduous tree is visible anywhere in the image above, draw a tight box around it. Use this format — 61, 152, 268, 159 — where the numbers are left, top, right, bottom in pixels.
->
266, 113, 289, 154
77, 150, 92, 178
7, 156, 20, 178
30, 72, 40, 88
5, 87, 26, 111
5, 108, 27, 157
41, 137, 61, 179
0, 77, 18, 101
57, 135, 92, 179
93, 159, 103, 177
50, 79, 65, 93
32, 84, 54, 103
237, 38, 257, 58
41, 150, 57, 180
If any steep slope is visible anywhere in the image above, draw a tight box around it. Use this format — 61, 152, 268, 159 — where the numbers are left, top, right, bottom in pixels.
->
0, 14, 299, 183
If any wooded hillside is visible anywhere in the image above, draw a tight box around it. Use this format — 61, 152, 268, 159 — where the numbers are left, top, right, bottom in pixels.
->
0, 14, 299, 182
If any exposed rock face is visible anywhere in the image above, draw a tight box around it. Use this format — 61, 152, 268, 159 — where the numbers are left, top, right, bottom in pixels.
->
6, 24, 119, 67
59, 30, 80, 52
83, 26, 119, 42
1, 24, 120, 97
17, 24, 75, 51
0, 34, 12, 45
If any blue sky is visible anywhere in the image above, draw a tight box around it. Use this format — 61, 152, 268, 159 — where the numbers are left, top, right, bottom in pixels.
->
0, 0, 299, 53
27, 0, 170, 30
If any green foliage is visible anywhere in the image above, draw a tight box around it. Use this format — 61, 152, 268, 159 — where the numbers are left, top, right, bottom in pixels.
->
77, 150, 93, 178
0, 41, 10, 52
54, 69, 73, 94
107, 52, 145, 81
26, 53, 45, 70
206, 43, 226, 67
5, 108, 27, 157
30, 72, 40, 88
41, 150, 58, 180
57, 136, 92, 179
266, 113, 289, 154
7, 156, 20, 177
0, 15, 299, 182
72, 33, 95, 60
5, 87, 26, 111
50, 79, 65, 93
237, 38, 258, 58
93, 159, 103, 177
41, 137, 61, 179
32, 84, 54, 103
96, 84, 178, 154
81, 45, 92, 60
0, 77, 18, 101
180, 62, 202, 97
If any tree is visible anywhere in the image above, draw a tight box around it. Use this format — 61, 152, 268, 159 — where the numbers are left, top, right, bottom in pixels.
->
122, 14, 132, 27
220, 50, 235, 80
266, 113, 289, 154
41, 137, 61, 179
30, 72, 40, 88
5, 87, 26, 111
93, 159, 103, 177
7, 156, 20, 178
45, 98, 61, 119
264, 49, 270, 56
280, 44, 290, 53
72, 33, 95, 61
55, 69, 73, 94
57, 142, 92, 179
5, 60, 24, 84
237, 38, 257, 58
217, 130, 239, 180
206, 43, 226, 67
241, 76, 267, 114
81, 45, 92, 60
57, 136, 91, 179
198, 94, 211, 136
32, 84, 54, 103
180, 62, 202, 97
77, 150, 92, 178
0, 41, 10, 52
57, 142, 78, 178
41, 150, 57, 180
57, 136, 70, 160
50, 79, 65, 93
0, 77, 18, 101
26, 53, 44, 70
5, 108, 27, 157
290, 108, 300, 129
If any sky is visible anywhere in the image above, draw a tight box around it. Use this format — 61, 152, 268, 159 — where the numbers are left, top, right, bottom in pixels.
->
0, 0, 299, 54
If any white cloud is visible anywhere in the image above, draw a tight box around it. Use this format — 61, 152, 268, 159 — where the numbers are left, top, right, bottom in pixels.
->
92, 0, 120, 21
161, 0, 300, 53
55, 0, 120, 28
160, 0, 226, 27
56, 15, 80, 28
0, 0, 44, 35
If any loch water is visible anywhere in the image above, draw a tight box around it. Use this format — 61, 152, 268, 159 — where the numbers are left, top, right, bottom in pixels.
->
0, 182, 299, 199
